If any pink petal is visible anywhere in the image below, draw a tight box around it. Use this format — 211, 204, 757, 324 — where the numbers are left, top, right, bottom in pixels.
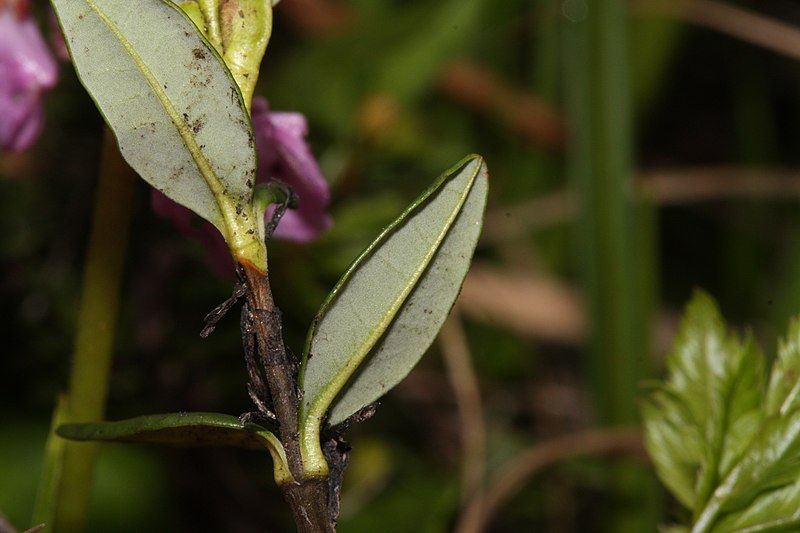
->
0, 9, 58, 152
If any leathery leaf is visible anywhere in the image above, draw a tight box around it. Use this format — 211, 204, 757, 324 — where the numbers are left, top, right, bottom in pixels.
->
57, 412, 293, 485
50, 0, 265, 267
298, 155, 488, 476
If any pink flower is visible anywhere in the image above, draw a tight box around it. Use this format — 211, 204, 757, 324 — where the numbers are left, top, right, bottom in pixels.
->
251, 97, 332, 242
152, 97, 332, 274
0, 1, 58, 152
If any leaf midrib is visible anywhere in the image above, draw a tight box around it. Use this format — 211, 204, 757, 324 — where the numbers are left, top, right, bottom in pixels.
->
86, 0, 241, 237
300, 164, 481, 436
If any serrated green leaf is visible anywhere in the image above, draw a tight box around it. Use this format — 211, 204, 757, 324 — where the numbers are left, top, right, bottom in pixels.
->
51, 0, 265, 266
694, 410, 800, 532
298, 155, 488, 476
57, 412, 292, 485
642, 389, 703, 509
644, 294, 800, 531
765, 318, 800, 417
642, 291, 765, 514
711, 480, 800, 532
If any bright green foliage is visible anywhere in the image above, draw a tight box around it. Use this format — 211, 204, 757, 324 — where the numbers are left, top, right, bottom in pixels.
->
643, 291, 800, 532
57, 412, 293, 485
50, 0, 266, 267
298, 155, 488, 477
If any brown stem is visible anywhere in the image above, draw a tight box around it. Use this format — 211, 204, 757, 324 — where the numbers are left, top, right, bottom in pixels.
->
282, 479, 335, 533
239, 261, 334, 532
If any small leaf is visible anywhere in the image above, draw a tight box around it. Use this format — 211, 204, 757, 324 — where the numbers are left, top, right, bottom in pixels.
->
643, 294, 800, 531
641, 291, 765, 514
51, 0, 265, 266
298, 155, 488, 476
57, 412, 292, 484
197, 0, 223, 50
220, 0, 273, 108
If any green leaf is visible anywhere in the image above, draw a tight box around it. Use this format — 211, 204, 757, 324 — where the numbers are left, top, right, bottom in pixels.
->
642, 389, 703, 509
765, 318, 800, 417
57, 412, 292, 485
643, 294, 800, 531
711, 480, 800, 532
197, 0, 223, 49
694, 321, 800, 530
694, 411, 800, 531
298, 155, 488, 477
642, 291, 765, 514
177, 1, 206, 34
219, 0, 273, 108
51, 0, 265, 267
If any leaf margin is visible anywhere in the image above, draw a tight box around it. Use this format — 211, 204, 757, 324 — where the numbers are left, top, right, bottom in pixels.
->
50, 0, 267, 268
56, 412, 293, 485
297, 154, 487, 476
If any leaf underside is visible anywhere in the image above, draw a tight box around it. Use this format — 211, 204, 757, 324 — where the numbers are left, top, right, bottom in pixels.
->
50, 0, 257, 233
643, 292, 800, 532
300, 155, 488, 429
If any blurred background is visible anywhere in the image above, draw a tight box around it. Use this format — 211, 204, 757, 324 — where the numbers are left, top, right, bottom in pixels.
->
4, 0, 800, 530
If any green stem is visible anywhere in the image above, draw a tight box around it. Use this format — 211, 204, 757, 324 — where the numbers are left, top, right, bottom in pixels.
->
562, 1, 658, 530
47, 128, 137, 532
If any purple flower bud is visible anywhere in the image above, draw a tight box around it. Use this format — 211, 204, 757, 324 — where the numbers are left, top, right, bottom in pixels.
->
0, 5, 58, 152
152, 98, 332, 274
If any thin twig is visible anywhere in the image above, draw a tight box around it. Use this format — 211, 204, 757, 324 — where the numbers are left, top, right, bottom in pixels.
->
200, 280, 246, 338
456, 428, 646, 533
439, 311, 487, 507
634, 0, 800, 62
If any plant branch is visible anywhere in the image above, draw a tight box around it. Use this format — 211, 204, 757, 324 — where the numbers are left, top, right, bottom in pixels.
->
238, 261, 334, 532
